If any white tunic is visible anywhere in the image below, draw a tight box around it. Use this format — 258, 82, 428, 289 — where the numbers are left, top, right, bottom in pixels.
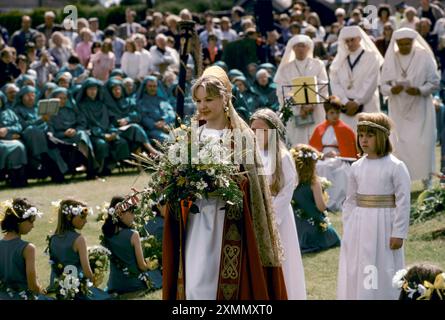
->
260, 149, 307, 300
330, 49, 381, 131
275, 57, 328, 146
337, 154, 411, 300
315, 126, 351, 211
380, 48, 440, 181
184, 126, 226, 300
121, 51, 141, 79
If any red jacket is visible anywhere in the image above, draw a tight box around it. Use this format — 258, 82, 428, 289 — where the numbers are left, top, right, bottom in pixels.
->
309, 120, 358, 159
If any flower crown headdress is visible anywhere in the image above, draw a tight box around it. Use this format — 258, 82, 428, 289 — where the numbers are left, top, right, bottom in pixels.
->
290, 148, 321, 161
0, 199, 43, 222
107, 190, 141, 223
393, 269, 445, 300
61, 204, 93, 217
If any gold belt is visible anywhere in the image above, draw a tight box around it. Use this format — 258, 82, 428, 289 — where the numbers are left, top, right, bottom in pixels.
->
356, 193, 396, 208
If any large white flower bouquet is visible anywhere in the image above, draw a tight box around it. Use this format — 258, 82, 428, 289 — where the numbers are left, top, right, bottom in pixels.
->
132, 125, 245, 217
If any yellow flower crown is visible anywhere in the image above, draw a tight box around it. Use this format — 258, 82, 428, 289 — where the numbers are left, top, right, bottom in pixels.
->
393, 269, 445, 300
0, 199, 43, 222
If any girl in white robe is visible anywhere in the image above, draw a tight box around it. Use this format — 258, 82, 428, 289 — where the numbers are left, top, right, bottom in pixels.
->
337, 113, 411, 300
251, 108, 307, 300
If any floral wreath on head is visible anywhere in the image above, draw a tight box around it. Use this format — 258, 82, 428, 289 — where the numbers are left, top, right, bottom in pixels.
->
290, 148, 321, 161
107, 190, 141, 224
393, 269, 445, 300
0, 199, 43, 222
60, 203, 93, 217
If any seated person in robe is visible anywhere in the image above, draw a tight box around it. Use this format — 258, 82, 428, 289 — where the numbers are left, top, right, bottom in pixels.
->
309, 96, 358, 211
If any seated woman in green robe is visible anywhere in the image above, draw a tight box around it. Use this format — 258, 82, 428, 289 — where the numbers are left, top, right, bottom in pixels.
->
103, 78, 158, 156
0, 91, 27, 187
232, 75, 262, 116
76, 78, 130, 176
1, 84, 20, 110
38, 82, 58, 101
48, 87, 98, 179
13, 85, 67, 182
136, 76, 176, 144
252, 69, 279, 111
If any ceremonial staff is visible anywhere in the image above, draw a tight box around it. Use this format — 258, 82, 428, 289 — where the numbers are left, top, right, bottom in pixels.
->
175, 20, 202, 126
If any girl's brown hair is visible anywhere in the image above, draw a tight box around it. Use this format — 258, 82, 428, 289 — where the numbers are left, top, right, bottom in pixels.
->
357, 112, 393, 157
1, 198, 33, 233
55, 199, 88, 235
399, 264, 444, 300
291, 144, 321, 184
101, 38, 113, 53
323, 95, 342, 112
125, 39, 137, 53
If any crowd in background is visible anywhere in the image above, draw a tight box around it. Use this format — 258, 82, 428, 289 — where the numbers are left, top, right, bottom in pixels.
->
1, 0, 445, 188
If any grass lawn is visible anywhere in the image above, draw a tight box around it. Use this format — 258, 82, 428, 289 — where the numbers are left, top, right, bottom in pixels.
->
1, 148, 444, 300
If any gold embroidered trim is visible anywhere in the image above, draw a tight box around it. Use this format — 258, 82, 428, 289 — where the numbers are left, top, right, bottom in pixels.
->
221, 284, 237, 300
356, 193, 396, 208
226, 224, 241, 241
221, 245, 240, 280
226, 205, 242, 220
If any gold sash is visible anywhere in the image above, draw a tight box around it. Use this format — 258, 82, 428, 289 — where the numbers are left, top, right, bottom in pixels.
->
356, 194, 396, 208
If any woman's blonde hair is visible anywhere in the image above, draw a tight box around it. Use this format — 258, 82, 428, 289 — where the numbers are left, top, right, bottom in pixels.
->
357, 112, 393, 157
191, 75, 231, 123
191, 75, 229, 103
291, 144, 321, 184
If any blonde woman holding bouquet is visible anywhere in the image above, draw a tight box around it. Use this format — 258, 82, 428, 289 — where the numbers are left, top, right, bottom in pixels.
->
162, 66, 287, 300
250, 108, 307, 300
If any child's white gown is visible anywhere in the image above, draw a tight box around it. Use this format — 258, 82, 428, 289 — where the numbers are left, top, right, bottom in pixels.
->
260, 149, 307, 300
337, 154, 411, 300
315, 125, 352, 211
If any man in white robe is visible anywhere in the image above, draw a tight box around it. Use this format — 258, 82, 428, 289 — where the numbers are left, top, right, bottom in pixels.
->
274, 35, 328, 147
380, 28, 440, 187
330, 26, 384, 131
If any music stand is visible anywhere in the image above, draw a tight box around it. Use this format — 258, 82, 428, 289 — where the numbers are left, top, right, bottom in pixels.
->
279, 81, 330, 125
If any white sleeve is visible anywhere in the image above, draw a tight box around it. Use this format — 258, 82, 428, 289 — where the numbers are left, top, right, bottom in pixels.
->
121, 52, 129, 75
391, 160, 411, 239
380, 80, 392, 97
138, 53, 150, 79
317, 60, 329, 98
418, 54, 440, 96
330, 68, 349, 106
342, 163, 357, 223
272, 152, 297, 226
354, 55, 380, 106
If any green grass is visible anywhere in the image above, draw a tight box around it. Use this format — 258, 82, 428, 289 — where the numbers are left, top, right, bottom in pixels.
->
1, 148, 444, 300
